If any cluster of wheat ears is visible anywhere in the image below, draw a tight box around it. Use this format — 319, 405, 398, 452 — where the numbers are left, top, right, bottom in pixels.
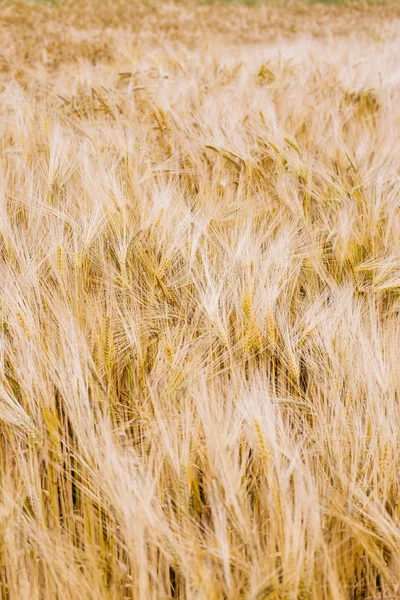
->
1, 1, 400, 598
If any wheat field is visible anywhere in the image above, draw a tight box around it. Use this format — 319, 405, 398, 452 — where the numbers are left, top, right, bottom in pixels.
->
1, 1, 400, 598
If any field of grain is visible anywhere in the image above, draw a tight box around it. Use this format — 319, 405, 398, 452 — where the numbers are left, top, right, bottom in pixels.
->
1, 1, 400, 598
